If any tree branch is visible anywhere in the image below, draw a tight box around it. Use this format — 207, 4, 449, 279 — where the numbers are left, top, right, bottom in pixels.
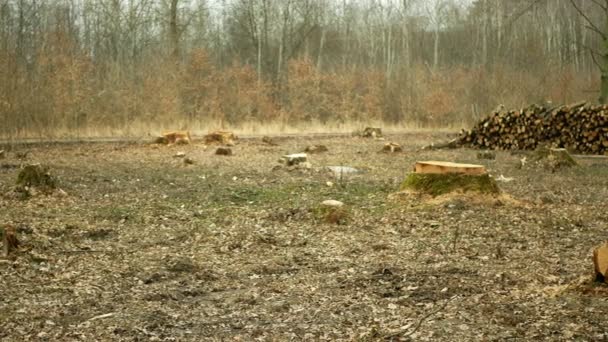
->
570, 0, 608, 40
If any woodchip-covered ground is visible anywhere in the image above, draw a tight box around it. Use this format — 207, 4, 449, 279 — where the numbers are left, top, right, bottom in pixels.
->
1, 133, 607, 341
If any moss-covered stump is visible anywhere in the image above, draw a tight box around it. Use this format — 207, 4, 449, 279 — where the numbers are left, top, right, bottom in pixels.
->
533, 147, 577, 171
401, 173, 500, 197
16, 164, 57, 191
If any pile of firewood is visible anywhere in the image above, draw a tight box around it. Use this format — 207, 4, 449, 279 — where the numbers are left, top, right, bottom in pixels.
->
458, 102, 607, 154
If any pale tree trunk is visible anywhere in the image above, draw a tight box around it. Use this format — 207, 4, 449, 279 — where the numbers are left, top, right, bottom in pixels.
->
169, 0, 179, 59
570, 0, 608, 103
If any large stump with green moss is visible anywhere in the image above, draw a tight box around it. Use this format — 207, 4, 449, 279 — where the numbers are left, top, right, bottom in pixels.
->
401, 161, 499, 196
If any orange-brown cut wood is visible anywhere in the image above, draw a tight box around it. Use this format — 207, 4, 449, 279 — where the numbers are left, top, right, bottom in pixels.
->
414, 161, 487, 175
593, 243, 608, 282
162, 131, 191, 145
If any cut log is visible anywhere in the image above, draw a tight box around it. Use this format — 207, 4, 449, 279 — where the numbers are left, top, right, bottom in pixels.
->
593, 242, 608, 283
414, 161, 487, 175
457, 102, 607, 155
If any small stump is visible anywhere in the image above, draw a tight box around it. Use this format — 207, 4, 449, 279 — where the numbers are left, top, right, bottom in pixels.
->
279, 153, 307, 166
382, 142, 402, 153
533, 147, 577, 171
304, 145, 328, 154
593, 242, 608, 283
204, 131, 237, 146
215, 147, 233, 156
0, 150, 5, 159
17, 164, 57, 192
362, 127, 382, 138
402, 161, 499, 196
317, 200, 348, 225
156, 131, 191, 145
262, 136, 278, 146
477, 151, 496, 160
2, 225, 19, 257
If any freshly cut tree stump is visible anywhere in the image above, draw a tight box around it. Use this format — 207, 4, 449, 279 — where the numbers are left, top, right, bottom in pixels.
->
402, 161, 499, 196
204, 131, 237, 146
156, 131, 191, 145
414, 161, 487, 175
593, 243, 608, 283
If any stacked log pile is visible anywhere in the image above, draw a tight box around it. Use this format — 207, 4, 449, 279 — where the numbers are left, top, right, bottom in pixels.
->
458, 102, 607, 154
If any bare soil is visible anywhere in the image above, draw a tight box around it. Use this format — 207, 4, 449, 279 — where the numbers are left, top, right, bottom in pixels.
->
1, 133, 607, 341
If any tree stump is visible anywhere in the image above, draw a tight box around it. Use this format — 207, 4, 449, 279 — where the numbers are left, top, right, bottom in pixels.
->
533, 147, 577, 171
382, 142, 402, 153
304, 145, 328, 153
3, 225, 19, 257
16, 164, 57, 191
362, 127, 382, 138
156, 131, 191, 145
279, 153, 307, 166
204, 131, 237, 146
215, 147, 233, 156
402, 161, 499, 196
593, 242, 608, 283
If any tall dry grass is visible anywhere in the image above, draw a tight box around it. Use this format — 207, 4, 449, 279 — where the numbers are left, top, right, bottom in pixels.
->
0, 43, 598, 140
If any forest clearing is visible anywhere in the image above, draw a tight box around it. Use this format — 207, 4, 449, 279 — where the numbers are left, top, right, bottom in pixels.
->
1, 131, 607, 341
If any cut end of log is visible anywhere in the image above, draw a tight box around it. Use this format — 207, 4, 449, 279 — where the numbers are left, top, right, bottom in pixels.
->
414, 161, 487, 175
593, 243, 608, 283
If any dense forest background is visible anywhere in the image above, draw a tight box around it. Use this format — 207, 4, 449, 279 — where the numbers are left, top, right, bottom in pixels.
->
0, 0, 604, 138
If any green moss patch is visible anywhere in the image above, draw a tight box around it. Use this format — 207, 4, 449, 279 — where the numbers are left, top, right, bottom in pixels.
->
401, 173, 500, 197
